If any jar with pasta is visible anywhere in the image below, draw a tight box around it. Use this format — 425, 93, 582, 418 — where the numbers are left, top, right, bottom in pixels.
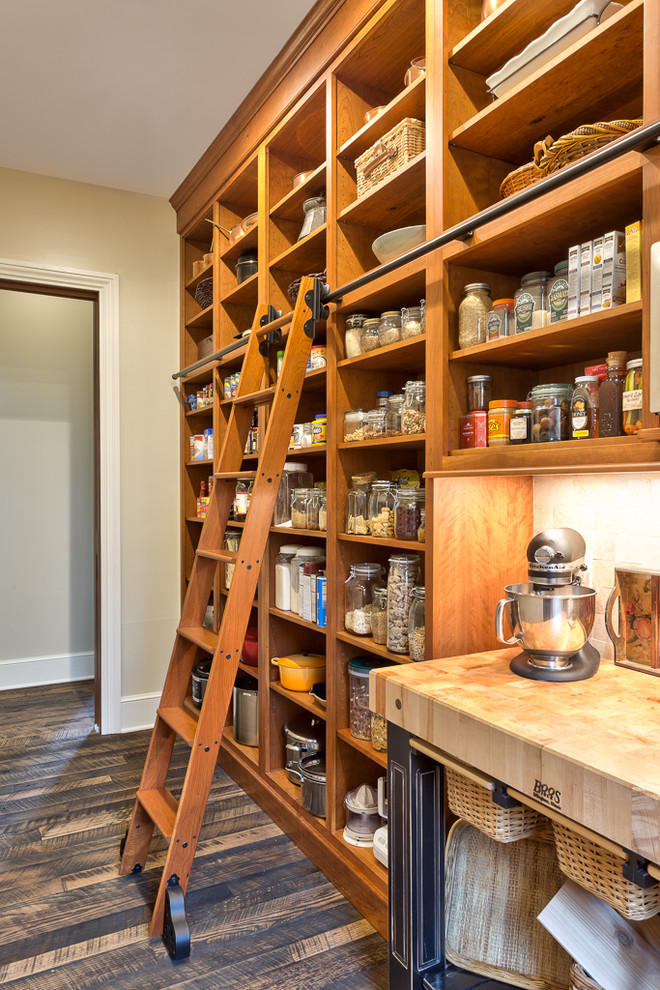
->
458, 283, 491, 349
402, 380, 426, 434
345, 473, 374, 535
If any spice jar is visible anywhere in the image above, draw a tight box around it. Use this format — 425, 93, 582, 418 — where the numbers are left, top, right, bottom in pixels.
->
387, 553, 421, 654
364, 408, 387, 438
345, 563, 385, 636
458, 283, 492, 349
571, 376, 600, 439
487, 399, 517, 446
385, 393, 405, 435
529, 383, 573, 442
599, 350, 628, 437
343, 409, 366, 442
467, 374, 493, 412
345, 473, 374, 535
291, 488, 314, 529
275, 544, 302, 610
509, 401, 532, 445
371, 586, 388, 645
514, 271, 551, 333
298, 195, 326, 240
408, 586, 426, 661
224, 530, 241, 589
345, 314, 367, 358
401, 302, 425, 338
360, 318, 381, 352
402, 380, 426, 434
348, 658, 386, 740
378, 311, 402, 346
369, 481, 396, 537
487, 299, 515, 340
393, 488, 425, 541
548, 261, 569, 323
623, 358, 643, 435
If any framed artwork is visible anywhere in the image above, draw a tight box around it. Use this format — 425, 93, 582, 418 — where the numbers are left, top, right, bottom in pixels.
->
606, 564, 660, 674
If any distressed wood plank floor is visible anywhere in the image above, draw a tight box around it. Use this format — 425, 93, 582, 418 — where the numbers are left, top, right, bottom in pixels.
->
0, 681, 387, 989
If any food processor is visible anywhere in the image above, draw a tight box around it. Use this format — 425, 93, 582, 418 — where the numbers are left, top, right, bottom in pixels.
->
495, 528, 600, 682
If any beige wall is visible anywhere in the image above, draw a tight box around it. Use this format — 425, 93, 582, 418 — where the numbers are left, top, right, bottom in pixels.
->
0, 166, 180, 728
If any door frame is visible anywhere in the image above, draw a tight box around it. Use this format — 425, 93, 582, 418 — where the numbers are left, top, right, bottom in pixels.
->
0, 258, 121, 733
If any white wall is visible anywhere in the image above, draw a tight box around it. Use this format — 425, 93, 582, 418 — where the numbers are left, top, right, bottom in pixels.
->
534, 473, 660, 661
0, 166, 180, 730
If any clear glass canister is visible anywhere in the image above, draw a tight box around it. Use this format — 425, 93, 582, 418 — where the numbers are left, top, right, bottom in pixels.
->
417, 505, 426, 543
298, 195, 326, 240
487, 299, 515, 340
401, 301, 425, 339
509, 401, 532, 445
371, 586, 388, 645
348, 658, 385, 740
571, 376, 600, 439
305, 488, 322, 530
344, 563, 385, 636
514, 271, 551, 333
377, 390, 394, 408
275, 544, 301, 611
360, 318, 381, 352
273, 462, 313, 525
387, 553, 421, 654
378, 311, 402, 346
301, 422, 314, 448
393, 487, 425, 541
317, 490, 328, 532
345, 473, 375, 535
364, 407, 387, 438
467, 374, 493, 412
345, 314, 367, 358
290, 547, 325, 614
368, 480, 396, 538
529, 383, 574, 442
408, 586, 426, 661
343, 409, 365, 442
291, 488, 314, 529
623, 358, 643, 435
458, 283, 492, 349
224, 529, 241, 589
385, 393, 405, 436
548, 261, 569, 323
487, 400, 517, 446
402, 380, 426, 434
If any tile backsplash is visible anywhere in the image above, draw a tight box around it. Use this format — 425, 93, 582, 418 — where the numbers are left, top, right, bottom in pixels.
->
534, 473, 660, 660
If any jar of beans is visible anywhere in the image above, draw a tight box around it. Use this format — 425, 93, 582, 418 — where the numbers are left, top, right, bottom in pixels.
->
368, 481, 396, 537
371, 586, 388, 645
393, 487, 425, 541
387, 553, 421, 654
402, 380, 426, 434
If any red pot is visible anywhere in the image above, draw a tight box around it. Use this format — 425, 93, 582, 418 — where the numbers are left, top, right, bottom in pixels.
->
242, 627, 258, 666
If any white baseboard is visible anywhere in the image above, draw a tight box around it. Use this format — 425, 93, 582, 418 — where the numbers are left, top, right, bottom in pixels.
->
0, 651, 94, 690
120, 692, 160, 733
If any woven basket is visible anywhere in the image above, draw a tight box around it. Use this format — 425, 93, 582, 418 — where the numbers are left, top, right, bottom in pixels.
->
552, 821, 660, 921
355, 117, 425, 198
287, 270, 326, 304
445, 767, 550, 843
445, 819, 572, 990
500, 118, 643, 199
195, 276, 213, 309
570, 963, 603, 990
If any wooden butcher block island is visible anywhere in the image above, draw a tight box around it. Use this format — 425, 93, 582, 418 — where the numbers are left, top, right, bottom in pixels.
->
370, 649, 660, 990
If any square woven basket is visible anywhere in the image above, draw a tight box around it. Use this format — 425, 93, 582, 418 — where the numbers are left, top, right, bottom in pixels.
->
354, 117, 425, 198
445, 766, 550, 843
552, 820, 660, 921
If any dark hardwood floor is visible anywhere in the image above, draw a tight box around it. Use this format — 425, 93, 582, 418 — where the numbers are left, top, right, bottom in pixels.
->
0, 681, 387, 989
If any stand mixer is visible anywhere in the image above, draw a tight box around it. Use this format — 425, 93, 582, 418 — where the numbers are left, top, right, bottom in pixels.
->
495, 528, 600, 682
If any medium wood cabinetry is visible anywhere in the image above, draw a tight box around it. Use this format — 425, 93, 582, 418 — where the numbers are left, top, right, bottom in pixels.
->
173, 0, 660, 936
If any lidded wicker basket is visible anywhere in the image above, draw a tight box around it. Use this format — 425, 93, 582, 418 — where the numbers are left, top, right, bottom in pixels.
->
355, 117, 425, 198
445, 767, 550, 843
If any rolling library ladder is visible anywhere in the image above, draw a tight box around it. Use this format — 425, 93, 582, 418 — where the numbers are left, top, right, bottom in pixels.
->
119, 276, 327, 958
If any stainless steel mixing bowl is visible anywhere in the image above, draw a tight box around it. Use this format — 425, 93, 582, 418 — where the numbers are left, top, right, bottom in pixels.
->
495, 583, 596, 667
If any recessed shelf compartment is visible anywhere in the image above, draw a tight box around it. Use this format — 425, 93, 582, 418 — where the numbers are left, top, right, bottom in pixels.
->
270, 163, 327, 221
336, 727, 387, 769
269, 607, 328, 634
221, 224, 259, 266
222, 271, 259, 306
185, 404, 214, 419
338, 434, 425, 452
185, 261, 213, 292
338, 152, 426, 228
186, 305, 213, 332
222, 725, 259, 767
338, 336, 425, 372
270, 681, 327, 720
336, 630, 413, 664
269, 224, 327, 274
338, 75, 426, 161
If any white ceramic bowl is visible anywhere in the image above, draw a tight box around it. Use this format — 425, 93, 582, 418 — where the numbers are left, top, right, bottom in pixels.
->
372, 225, 426, 264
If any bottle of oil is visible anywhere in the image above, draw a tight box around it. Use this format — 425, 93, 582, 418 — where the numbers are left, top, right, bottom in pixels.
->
599, 350, 628, 437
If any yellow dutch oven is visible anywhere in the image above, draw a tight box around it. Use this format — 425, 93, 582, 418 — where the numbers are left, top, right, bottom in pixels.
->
271, 652, 326, 691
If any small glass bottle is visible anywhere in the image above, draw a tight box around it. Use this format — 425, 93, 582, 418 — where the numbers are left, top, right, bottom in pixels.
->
408, 586, 426, 661
571, 376, 600, 439
387, 553, 421, 654
234, 480, 251, 520
509, 401, 532, 445
623, 358, 643, 435
393, 488, 425, 541
599, 350, 628, 437
402, 380, 426, 434
371, 586, 388, 645
369, 481, 396, 538
377, 390, 394, 408
378, 311, 402, 346
458, 283, 492, 348
344, 563, 385, 636
385, 393, 405, 435
360, 318, 381, 352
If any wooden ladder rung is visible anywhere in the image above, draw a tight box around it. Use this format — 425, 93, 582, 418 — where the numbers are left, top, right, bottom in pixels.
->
254, 311, 293, 338
177, 625, 218, 653
196, 548, 238, 563
233, 385, 276, 407
137, 787, 178, 840
214, 470, 257, 481
158, 706, 198, 746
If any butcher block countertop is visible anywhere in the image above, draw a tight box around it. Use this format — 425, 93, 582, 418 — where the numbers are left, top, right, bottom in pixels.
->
370, 649, 660, 864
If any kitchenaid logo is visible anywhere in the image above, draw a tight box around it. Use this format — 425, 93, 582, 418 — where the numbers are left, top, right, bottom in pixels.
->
533, 779, 562, 809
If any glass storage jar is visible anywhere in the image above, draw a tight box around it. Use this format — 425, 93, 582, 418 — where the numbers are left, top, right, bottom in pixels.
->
458, 283, 492, 349
514, 271, 551, 333
509, 401, 532, 445
344, 563, 385, 636
401, 302, 425, 339
360, 318, 381, 352
417, 505, 426, 543
402, 380, 426, 434
377, 390, 394, 408
291, 488, 314, 529
275, 544, 301, 611
348, 658, 386, 740
599, 350, 628, 437
290, 547, 325, 615
364, 407, 387, 438
317, 490, 327, 532
301, 422, 314, 448
370, 712, 388, 752
345, 314, 367, 358
548, 261, 569, 323
224, 530, 241, 589
408, 586, 426, 661
273, 462, 313, 525
571, 376, 600, 439
623, 358, 643, 435
371, 586, 388, 645
487, 299, 515, 340
378, 311, 402, 346
368, 481, 396, 538
305, 488, 322, 530
387, 553, 421, 654
467, 374, 493, 412
345, 473, 375, 535
529, 383, 574, 442
393, 487, 425, 541
385, 393, 405, 435
298, 195, 326, 239
343, 409, 366, 442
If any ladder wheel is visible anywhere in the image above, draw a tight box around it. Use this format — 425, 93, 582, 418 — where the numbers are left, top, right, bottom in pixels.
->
162, 882, 190, 960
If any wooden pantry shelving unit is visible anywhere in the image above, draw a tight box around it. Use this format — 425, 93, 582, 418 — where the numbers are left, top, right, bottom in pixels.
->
171, 0, 660, 939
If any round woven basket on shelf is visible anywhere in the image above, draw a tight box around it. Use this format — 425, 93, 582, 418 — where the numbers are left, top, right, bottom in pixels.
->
570, 963, 603, 990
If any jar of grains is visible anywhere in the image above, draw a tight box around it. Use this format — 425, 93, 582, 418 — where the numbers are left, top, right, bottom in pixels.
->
458, 283, 492, 349
623, 358, 643, 435
291, 488, 314, 529
343, 409, 366, 442
369, 481, 396, 537
487, 299, 515, 340
305, 488, 322, 530
371, 586, 388, 645
467, 374, 493, 412
514, 271, 551, 333
360, 318, 381, 352
408, 586, 426, 661
385, 393, 405, 435
402, 380, 426, 434
393, 487, 425, 541
345, 472, 375, 535
387, 553, 421, 654
345, 563, 385, 636
317, 490, 327, 532
364, 407, 387, 438
401, 301, 425, 338
345, 314, 367, 358
378, 311, 402, 346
